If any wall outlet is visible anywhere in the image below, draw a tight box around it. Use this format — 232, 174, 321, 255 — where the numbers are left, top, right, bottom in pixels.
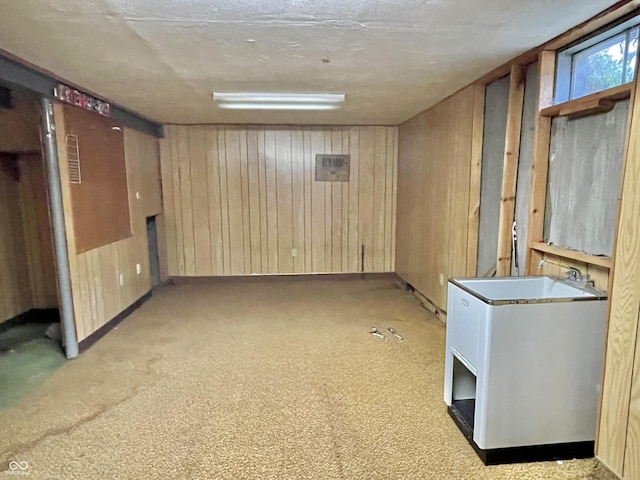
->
292, 248, 297, 257
119, 273, 124, 286
439, 273, 444, 286
136, 263, 141, 275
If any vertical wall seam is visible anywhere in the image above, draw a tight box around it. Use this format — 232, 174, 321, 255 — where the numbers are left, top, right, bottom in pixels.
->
240, 131, 248, 273
303, 130, 308, 273
345, 128, 350, 272
188, 129, 197, 275
218, 128, 227, 275
204, 129, 214, 274
357, 127, 361, 272
274, 131, 280, 273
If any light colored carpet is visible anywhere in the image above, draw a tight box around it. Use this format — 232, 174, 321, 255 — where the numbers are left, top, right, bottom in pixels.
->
0, 277, 617, 479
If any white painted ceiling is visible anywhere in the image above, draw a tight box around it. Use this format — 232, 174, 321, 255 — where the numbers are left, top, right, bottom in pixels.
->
0, 0, 620, 125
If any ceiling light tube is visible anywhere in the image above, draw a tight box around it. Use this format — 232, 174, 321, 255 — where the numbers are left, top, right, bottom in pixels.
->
217, 102, 343, 111
213, 92, 345, 111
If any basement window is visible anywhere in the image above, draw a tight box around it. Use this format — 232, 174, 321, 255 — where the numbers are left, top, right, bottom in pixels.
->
555, 17, 639, 103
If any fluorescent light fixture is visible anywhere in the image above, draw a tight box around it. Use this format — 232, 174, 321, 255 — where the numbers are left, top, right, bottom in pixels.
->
213, 92, 345, 111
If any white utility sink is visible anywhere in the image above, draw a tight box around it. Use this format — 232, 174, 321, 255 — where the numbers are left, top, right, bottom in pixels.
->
444, 275, 607, 464
452, 275, 604, 303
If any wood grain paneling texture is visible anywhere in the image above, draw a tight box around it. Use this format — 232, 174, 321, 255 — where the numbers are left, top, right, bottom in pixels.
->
0, 91, 41, 153
0, 154, 57, 322
55, 103, 162, 342
160, 125, 397, 276
19, 154, 57, 308
466, 86, 485, 277
625, 305, 640, 479
126, 129, 163, 218
0, 158, 32, 321
597, 65, 640, 478
396, 86, 483, 310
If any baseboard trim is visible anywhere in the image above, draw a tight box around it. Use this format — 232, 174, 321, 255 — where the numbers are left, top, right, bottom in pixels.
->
168, 272, 396, 285
78, 291, 152, 354
394, 274, 447, 322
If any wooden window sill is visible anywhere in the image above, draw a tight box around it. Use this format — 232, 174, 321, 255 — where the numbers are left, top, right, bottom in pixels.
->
530, 242, 612, 268
540, 82, 632, 119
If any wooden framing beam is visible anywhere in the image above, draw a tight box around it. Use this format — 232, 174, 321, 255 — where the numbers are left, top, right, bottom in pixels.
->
466, 86, 485, 277
596, 63, 640, 476
540, 82, 632, 118
496, 64, 526, 276
529, 242, 612, 268
524, 51, 556, 275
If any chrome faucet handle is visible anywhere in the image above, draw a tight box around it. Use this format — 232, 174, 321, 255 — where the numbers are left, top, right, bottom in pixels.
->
565, 268, 582, 281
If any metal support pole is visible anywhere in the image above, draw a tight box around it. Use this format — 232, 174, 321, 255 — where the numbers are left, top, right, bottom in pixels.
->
40, 97, 78, 359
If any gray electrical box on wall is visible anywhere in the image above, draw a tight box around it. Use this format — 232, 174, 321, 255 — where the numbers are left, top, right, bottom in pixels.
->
315, 154, 350, 182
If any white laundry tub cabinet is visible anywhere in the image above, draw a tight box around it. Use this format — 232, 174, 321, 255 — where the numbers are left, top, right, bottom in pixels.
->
444, 276, 607, 465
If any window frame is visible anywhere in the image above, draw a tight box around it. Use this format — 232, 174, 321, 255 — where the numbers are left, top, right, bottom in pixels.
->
555, 16, 640, 104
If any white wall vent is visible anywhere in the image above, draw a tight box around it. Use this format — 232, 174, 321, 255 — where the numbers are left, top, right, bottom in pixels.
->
66, 134, 81, 184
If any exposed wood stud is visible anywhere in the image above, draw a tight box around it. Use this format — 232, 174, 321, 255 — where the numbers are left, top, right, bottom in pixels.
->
525, 51, 556, 275
496, 64, 526, 276
529, 242, 612, 269
597, 55, 640, 476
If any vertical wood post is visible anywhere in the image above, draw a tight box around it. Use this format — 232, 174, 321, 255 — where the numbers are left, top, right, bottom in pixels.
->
496, 64, 526, 276
524, 51, 556, 275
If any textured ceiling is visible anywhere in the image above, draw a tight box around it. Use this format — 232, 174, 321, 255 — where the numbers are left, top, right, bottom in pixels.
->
0, 0, 621, 125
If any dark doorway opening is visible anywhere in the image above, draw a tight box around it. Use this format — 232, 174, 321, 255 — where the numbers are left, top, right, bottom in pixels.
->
0, 83, 65, 408
147, 216, 161, 288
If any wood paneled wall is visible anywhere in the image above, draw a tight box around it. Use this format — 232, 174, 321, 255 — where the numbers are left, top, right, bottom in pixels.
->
160, 125, 397, 276
0, 158, 32, 322
0, 154, 57, 323
19, 154, 57, 308
127, 129, 163, 217
395, 85, 484, 310
0, 91, 41, 153
55, 103, 162, 342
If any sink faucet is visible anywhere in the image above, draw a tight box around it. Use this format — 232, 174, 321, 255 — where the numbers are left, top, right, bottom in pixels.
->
565, 267, 592, 286
565, 267, 582, 281
538, 259, 593, 287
